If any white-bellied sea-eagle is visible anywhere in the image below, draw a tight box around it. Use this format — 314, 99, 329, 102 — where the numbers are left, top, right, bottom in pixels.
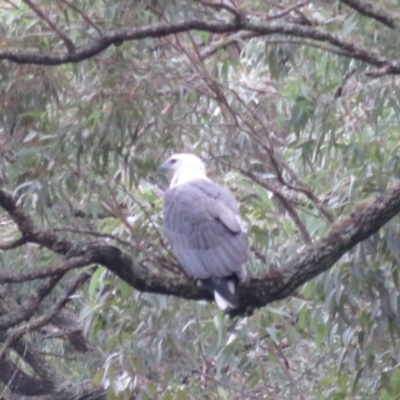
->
159, 153, 248, 310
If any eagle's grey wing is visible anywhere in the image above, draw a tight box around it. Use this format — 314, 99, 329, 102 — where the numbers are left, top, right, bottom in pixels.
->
163, 179, 248, 281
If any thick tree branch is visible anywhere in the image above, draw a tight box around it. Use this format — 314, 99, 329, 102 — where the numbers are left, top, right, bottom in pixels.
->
0, 18, 399, 75
2, 183, 400, 316
231, 183, 400, 316
0, 236, 27, 250
0, 188, 73, 254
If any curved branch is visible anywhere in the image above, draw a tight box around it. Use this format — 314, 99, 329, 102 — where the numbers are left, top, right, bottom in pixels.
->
340, 0, 399, 29
0, 18, 399, 74
0, 188, 73, 254
34, 186, 400, 315
232, 183, 400, 316
1, 185, 400, 317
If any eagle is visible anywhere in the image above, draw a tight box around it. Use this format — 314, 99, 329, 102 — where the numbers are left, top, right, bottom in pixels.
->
159, 153, 248, 310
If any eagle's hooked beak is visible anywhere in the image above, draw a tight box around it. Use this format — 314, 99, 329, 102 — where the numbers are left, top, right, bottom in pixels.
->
158, 161, 170, 174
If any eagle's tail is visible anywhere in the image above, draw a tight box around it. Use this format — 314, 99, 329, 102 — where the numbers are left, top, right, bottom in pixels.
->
202, 276, 239, 310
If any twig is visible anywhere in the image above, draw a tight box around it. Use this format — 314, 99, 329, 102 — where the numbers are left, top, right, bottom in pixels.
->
36, 350, 78, 361
223, 86, 335, 224
0, 255, 92, 284
198, 0, 243, 22
238, 167, 312, 244
22, 0, 76, 53
198, 31, 261, 61
3, 0, 19, 9
266, 1, 309, 21
59, 0, 103, 35
117, 185, 169, 252
268, 342, 306, 400
52, 227, 134, 249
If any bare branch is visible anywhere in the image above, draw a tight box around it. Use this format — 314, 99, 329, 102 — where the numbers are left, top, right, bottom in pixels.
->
0, 18, 399, 75
186, 30, 261, 63
340, 0, 399, 29
272, 158, 336, 224
3, 0, 19, 9
198, 0, 243, 22
222, 87, 336, 224
266, 1, 309, 21
22, 0, 76, 53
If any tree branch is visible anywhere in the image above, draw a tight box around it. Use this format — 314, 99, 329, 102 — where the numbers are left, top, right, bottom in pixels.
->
0, 236, 27, 250
340, 0, 399, 30
22, 0, 75, 53
231, 182, 400, 316
0, 275, 62, 330
266, 1, 309, 22
59, 0, 103, 35
1, 184, 400, 316
0, 272, 89, 362
198, 0, 243, 22
0, 255, 93, 284
0, 188, 73, 254
0, 18, 399, 75
0, 359, 54, 396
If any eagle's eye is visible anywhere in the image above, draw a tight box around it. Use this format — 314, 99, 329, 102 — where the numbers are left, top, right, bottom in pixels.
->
170, 159, 177, 164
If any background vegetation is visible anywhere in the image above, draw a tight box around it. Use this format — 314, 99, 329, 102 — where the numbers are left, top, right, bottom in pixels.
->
1, 1, 400, 399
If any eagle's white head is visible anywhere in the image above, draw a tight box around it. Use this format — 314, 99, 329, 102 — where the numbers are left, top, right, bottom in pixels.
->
159, 153, 209, 188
